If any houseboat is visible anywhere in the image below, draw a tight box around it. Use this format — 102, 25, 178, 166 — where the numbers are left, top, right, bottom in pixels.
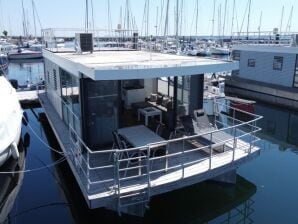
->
226, 45, 298, 110
39, 31, 262, 216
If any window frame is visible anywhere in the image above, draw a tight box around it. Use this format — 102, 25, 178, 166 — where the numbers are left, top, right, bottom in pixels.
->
247, 59, 256, 67
273, 56, 283, 71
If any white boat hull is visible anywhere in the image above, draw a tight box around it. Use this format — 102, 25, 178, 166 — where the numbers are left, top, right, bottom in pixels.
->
0, 76, 23, 167
8, 52, 42, 60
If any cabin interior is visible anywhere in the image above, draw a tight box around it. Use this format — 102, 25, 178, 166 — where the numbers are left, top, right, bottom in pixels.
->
56, 68, 204, 151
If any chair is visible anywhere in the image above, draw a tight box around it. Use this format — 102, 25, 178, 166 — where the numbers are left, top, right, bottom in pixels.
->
179, 115, 195, 135
121, 140, 146, 177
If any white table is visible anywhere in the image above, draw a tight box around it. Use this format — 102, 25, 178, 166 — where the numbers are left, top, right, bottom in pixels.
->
137, 107, 162, 126
118, 125, 166, 175
118, 125, 165, 147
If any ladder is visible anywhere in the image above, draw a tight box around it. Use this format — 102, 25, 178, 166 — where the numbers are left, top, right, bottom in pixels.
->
114, 147, 151, 216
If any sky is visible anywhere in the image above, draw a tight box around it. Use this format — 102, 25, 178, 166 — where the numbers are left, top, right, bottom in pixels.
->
0, 0, 297, 37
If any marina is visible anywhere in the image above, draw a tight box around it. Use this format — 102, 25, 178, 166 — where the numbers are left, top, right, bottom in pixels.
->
0, 0, 298, 223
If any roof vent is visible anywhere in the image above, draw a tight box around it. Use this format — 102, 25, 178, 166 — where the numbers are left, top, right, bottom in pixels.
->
75, 33, 93, 53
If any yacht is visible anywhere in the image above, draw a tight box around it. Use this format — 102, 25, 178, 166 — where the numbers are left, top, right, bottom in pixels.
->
0, 76, 22, 167
0, 54, 8, 73
0, 138, 27, 223
39, 30, 263, 217
8, 48, 42, 60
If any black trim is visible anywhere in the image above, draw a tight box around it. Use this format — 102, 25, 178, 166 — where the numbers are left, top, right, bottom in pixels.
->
173, 76, 178, 131
293, 54, 298, 88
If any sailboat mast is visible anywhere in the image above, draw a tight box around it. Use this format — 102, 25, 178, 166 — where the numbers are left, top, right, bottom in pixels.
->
31, 0, 37, 38
230, 0, 235, 38
211, 0, 216, 38
22, 0, 27, 37
85, 0, 89, 32
279, 5, 284, 34
286, 6, 293, 34
246, 0, 251, 39
164, 0, 169, 40
175, 0, 179, 44
258, 11, 262, 39
155, 6, 159, 37
195, 0, 199, 37
222, 0, 227, 37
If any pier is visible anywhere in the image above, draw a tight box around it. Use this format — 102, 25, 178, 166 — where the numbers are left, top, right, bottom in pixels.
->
17, 90, 43, 109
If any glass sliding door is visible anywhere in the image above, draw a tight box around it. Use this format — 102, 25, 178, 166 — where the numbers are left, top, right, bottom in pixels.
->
82, 79, 119, 149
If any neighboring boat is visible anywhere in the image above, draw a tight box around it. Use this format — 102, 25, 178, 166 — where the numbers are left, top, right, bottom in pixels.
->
0, 137, 27, 223
210, 46, 230, 55
0, 76, 22, 167
8, 49, 42, 60
0, 54, 8, 73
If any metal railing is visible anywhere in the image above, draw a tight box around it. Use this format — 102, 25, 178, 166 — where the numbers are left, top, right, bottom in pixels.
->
38, 89, 262, 212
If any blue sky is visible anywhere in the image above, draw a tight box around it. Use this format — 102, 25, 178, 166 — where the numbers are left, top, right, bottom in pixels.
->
0, 0, 297, 36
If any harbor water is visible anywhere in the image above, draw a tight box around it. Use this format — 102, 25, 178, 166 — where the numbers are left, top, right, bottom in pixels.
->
1, 61, 298, 224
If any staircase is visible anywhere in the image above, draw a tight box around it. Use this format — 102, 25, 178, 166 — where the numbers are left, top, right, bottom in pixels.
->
114, 149, 151, 216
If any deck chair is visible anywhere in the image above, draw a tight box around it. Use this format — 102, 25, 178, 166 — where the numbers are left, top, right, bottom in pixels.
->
195, 110, 234, 153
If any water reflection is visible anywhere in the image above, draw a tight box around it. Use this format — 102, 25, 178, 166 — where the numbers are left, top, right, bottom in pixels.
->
6, 60, 44, 87
39, 112, 256, 224
0, 134, 30, 223
256, 103, 298, 153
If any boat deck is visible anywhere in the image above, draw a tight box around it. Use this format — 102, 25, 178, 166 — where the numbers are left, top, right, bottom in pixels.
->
39, 93, 260, 211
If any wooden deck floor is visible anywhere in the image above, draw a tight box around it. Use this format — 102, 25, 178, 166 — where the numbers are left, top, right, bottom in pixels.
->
39, 93, 261, 209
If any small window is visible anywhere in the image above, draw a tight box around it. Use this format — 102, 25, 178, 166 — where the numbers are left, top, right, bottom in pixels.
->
53, 69, 57, 90
273, 56, 283, 71
232, 50, 240, 61
247, 59, 256, 67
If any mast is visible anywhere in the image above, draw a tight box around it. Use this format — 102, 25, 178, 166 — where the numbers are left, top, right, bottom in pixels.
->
246, 0, 251, 39
279, 5, 284, 34
175, 0, 179, 46
211, 0, 216, 38
107, 0, 112, 34
155, 6, 159, 37
195, 0, 199, 38
222, 0, 227, 37
286, 6, 293, 34
258, 11, 262, 39
230, 0, 235, 38
21, 0, 27, 37
164, 0, 169, 39
31, 0, 37, 38
85, 0, 89, 32
90, 0, 95, 32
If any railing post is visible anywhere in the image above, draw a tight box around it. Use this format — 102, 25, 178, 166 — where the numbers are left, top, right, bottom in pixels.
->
248, 121, 255, 154
232, 126, 236, 161
182, 139, 185, 178
209, 133, 213, 170
86, 149, 90, 191
147, 146, 151, 197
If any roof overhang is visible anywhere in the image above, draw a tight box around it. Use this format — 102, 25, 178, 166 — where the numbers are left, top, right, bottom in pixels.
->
43, 49, 239, 81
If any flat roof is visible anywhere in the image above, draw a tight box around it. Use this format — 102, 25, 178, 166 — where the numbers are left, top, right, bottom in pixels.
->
233, 45, 298, 54
43, 49, 238, 80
